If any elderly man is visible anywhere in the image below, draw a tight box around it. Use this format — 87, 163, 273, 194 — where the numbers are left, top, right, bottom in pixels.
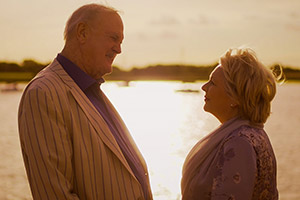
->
18, 4, 152, 200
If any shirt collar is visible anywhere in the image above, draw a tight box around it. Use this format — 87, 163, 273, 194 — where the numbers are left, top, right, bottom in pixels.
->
56, 53, 104, 91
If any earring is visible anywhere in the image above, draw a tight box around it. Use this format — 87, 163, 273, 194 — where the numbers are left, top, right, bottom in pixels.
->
230, 103, 235, 107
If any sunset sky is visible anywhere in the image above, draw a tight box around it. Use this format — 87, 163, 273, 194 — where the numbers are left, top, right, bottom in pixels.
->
1, 0, 300, 70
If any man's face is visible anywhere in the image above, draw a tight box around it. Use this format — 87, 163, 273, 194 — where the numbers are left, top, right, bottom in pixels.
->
84, 12, 124, 79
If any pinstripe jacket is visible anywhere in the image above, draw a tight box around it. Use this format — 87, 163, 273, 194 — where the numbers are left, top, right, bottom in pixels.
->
18, 59, 153, 200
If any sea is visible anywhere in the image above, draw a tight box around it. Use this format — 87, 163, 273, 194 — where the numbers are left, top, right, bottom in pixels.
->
0, 81, 299, 200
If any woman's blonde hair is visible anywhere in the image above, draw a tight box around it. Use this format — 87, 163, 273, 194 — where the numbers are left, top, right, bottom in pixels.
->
220, 48, 276, 124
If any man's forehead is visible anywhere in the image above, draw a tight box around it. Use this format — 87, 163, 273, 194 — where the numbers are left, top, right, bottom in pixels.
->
95, 11, 121, 23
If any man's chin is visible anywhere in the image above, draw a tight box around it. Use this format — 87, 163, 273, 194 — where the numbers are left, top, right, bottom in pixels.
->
100, 66, 113, 77
106, 64, 113, 73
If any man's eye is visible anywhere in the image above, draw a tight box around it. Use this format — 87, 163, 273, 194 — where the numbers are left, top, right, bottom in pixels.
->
111, 36, 118, 41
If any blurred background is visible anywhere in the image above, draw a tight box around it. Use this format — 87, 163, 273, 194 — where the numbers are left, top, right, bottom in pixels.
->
0, 0, 299, 199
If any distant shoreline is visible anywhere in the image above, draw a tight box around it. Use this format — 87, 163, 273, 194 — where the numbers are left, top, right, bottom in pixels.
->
1, 60, 300, 82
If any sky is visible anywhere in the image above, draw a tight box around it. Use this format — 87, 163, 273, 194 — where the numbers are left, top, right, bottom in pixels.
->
1, 0, 300, 70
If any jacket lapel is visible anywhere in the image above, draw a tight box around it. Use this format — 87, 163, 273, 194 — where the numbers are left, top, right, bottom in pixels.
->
48, 60, 138, 180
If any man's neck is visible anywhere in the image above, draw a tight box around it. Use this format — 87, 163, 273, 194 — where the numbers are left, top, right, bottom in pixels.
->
60, 45, 89, 75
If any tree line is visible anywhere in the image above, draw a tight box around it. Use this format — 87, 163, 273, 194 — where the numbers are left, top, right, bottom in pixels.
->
0, 60, 46, 73
0, 59, 299, 82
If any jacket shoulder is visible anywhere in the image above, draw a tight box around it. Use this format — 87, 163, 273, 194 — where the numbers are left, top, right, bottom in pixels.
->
25, 60, 68, 92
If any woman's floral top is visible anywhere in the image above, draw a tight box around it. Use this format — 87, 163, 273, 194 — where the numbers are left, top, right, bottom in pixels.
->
187, 125, 278, 200
211, 125, 278, 199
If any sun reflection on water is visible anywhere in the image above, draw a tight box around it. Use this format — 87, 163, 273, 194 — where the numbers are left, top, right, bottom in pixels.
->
102, 81, 219, 200
0, 82, 298, 199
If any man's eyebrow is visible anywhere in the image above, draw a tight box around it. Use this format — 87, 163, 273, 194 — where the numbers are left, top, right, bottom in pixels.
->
107, 32, 122, 39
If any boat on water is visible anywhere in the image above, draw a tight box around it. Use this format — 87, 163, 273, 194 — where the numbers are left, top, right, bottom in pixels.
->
1, 83, 20, 92
175, 89, 200, 93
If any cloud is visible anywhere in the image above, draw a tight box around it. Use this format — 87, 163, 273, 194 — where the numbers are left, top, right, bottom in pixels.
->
131, 30, 179, 41
157, 30, 178, 39
289, 11, 300, 19
188, 14, 217, 25
286, 12, 300, 31
286, 23, 300, 32
149, 15, 181, 26
135, 32, 150, 40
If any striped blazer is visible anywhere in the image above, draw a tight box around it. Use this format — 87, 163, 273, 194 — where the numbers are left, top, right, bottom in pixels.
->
18, 59, 153, 200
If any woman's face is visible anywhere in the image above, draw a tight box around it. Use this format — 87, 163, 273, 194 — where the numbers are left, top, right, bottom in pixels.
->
201, 65, 237, 123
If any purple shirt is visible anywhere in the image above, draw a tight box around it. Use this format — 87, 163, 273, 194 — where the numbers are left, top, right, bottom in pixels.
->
56, 54, 150, 199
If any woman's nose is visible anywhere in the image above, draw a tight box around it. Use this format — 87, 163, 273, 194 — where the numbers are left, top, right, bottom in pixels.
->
201, 82, 208, 92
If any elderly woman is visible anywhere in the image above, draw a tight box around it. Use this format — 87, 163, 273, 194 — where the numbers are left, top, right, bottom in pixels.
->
181, 48, 278, 200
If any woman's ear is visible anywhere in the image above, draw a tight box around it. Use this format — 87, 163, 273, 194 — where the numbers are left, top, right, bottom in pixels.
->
230, 103, 237, 108
230, 99, 239, 109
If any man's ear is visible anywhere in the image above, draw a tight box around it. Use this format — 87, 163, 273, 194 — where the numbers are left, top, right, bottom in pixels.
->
76, 22, 90, 43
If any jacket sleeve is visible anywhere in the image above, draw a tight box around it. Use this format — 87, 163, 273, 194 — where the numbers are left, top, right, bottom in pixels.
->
19, 85, 79, 200
211, 135, 257, 200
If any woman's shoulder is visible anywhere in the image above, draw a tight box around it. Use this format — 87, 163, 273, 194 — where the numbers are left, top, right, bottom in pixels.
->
220, 126, 257, 155
227, 125, 266, 141
224, 125, 273, 154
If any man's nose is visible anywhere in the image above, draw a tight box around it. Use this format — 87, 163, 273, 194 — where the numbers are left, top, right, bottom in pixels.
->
113, 44, 122, 54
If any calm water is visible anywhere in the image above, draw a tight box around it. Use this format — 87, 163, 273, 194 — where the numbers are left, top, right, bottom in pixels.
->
0, 81, 299, 200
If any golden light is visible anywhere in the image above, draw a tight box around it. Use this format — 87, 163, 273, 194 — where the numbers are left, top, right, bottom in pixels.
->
102, 81, 217, 199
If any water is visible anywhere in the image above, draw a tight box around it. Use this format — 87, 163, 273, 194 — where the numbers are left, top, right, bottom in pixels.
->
0, 81, 299, 200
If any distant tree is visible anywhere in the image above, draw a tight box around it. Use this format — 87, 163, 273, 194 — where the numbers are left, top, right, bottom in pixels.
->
21, 59, 46, 73
0, 62, 22, 72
